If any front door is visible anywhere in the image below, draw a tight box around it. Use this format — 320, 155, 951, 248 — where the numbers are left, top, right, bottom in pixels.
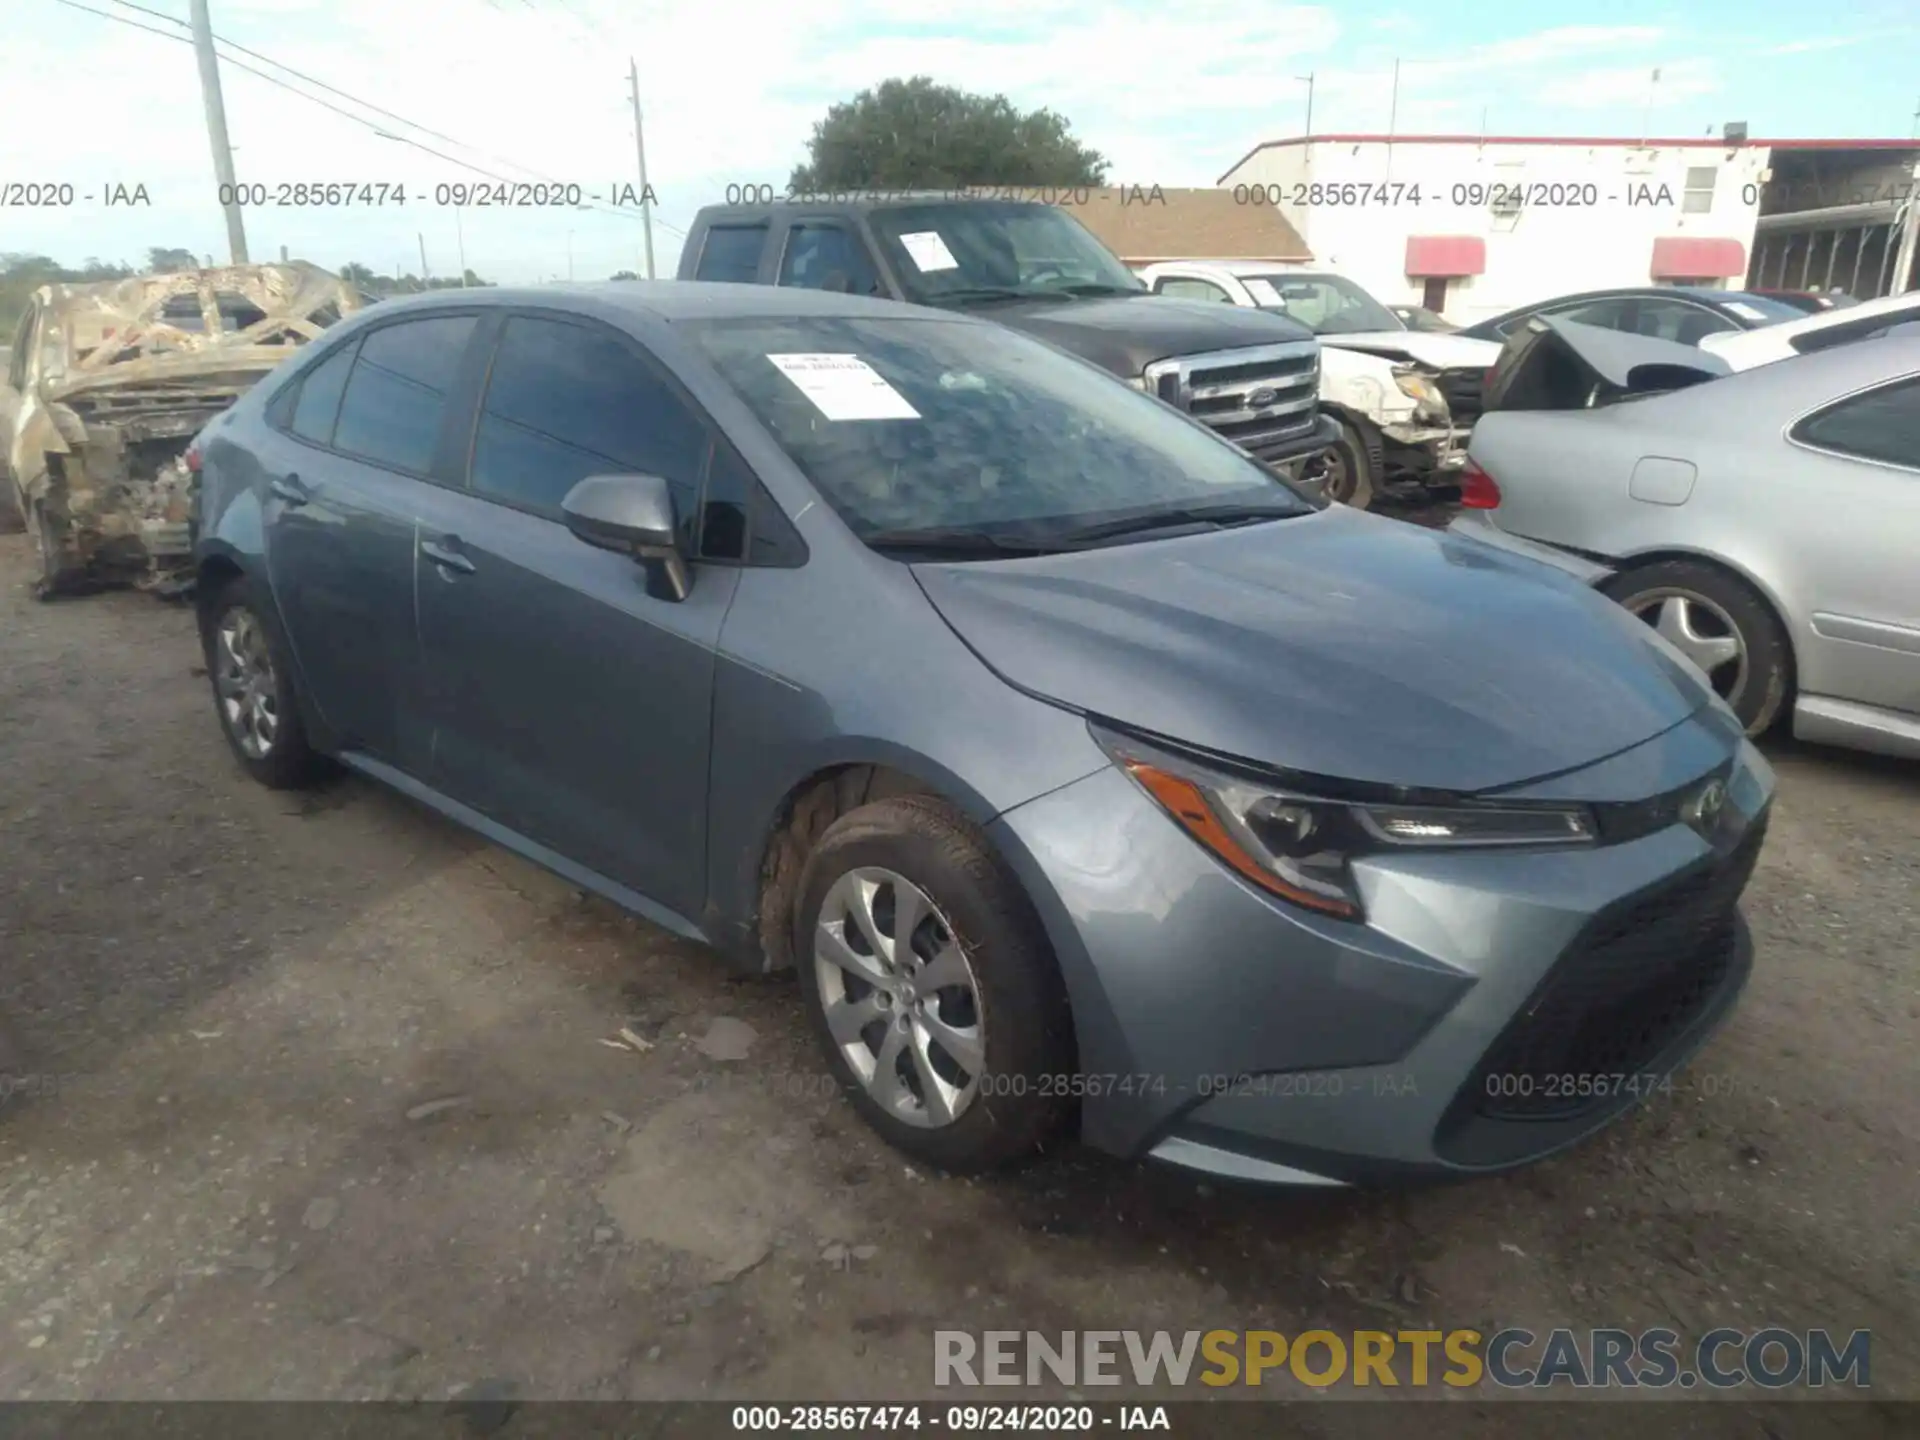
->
1422, 277, 1448, 313
414, 311, 737, 920
260, 313, 481, 765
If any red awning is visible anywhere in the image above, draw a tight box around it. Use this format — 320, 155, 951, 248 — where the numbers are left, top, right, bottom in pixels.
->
1650, 236, 1747, 280
1405, 235, 1486, 277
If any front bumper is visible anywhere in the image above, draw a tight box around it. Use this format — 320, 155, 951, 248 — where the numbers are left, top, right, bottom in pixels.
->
1244, 411, 1339, 472
987, 708, 1775, 1184
1381, 420, 1471, 481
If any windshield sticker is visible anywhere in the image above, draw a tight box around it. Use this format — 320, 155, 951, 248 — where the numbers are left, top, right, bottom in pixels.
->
898, 231, 960, 272
767, 353, 921, 421
1725, 302, 1768, 322
1243, 278, 1284, 306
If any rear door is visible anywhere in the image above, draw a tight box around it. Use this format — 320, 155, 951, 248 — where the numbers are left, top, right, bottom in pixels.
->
412, 309, 740, 920
1786, 373, 1920, 717
258, 311, 485, 767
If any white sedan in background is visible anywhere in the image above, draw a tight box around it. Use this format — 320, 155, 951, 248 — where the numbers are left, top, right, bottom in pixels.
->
1136, 260, 1500, 509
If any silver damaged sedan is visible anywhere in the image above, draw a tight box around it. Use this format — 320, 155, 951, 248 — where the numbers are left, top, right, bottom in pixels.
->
189, 283, 1776, 1185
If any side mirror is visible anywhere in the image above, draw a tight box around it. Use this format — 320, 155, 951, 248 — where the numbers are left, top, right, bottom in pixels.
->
562, 473, 691, 601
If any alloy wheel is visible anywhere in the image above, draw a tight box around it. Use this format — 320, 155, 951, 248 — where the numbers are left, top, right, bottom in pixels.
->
813, 867, 985, 1129
215, 607, 281, 760
1624, 588, 1750, 706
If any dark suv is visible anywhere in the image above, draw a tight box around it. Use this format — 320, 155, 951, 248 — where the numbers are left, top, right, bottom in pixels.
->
679, 195, 1338, 473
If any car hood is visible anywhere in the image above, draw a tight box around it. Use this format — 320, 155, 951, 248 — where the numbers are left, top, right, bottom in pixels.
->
913, 505, 1708, 794
982, 294, 1316, 377
1319, 331, 1502, 370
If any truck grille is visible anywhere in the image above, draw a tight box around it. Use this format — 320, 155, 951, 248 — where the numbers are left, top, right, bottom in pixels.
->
1436, 367, 1485, 425
1142, 343, 1321, 461
1465, 816, 1767, 1123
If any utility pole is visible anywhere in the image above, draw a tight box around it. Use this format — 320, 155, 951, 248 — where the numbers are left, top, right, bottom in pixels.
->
1641, 68, 1662, 146
628, 58, 657, 280
190, 0, 248, 264
418, 232, 431, 283
455, 210, 468, 285
1295, 73, 1314, 137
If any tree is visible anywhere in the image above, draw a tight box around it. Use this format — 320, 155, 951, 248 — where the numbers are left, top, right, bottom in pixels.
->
609, 270, 640, 281
789, 77, 1108, 191
146, 247, 199, 273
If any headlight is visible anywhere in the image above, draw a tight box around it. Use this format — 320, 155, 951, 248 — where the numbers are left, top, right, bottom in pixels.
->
1391, 366, 1445, 412
1092, 724, 1595, 920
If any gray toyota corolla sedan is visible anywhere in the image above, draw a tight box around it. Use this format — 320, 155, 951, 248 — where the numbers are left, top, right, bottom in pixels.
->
190, 282, 1775, 1186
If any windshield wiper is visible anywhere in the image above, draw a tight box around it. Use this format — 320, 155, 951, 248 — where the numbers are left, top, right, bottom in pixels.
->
860, 526, 1073, 558
1053, 502, 1305, 545
1052, 282, 1145, 297
925, 286, 1035, 305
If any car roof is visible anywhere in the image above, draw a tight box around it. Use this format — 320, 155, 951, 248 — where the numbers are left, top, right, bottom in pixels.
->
694, 194, 1050, 218
342, 280, 948, 325
1689, 332, 1920, 405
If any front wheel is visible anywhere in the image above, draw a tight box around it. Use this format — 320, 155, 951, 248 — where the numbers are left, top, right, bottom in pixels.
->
1317, 421, 1377, 511
795, 796, 1075, 1173
1604, 560, 1792, 735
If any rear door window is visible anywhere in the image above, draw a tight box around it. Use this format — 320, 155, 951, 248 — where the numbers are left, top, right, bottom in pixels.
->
694, 225, 769, 283
288, 341, 358, 446
331, 315, 477, 474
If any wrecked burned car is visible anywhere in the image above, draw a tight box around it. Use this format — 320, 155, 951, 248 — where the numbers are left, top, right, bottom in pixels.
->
0, 263, 361, 596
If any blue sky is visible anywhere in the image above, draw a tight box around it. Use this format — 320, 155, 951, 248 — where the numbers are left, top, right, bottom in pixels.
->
7, 0, 1918, 283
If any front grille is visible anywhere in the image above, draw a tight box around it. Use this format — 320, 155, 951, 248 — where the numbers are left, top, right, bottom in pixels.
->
1436, 367, 1485, 425
1143, 342, 1321, 458
1467, 817, 1767, 1122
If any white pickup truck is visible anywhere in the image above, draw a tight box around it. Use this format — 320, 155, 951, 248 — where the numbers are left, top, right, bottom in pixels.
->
1137, 261, 1501, 509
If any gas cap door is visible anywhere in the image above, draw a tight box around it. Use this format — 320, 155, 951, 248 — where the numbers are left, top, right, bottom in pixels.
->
1628, 456, 1698, 506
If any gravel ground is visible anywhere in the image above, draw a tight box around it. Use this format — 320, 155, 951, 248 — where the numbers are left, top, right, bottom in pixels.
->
0, 531, 1915, 1422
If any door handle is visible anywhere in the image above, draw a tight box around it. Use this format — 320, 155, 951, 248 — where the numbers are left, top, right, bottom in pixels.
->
269, 473, 309, 505
420, 537, 476, 575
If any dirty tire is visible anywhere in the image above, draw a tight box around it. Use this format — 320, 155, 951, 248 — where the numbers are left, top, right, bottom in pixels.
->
1604, 559, 1792, 736
795, 795, 1074, 1174
1320, 421, 1377, 511
200, 574, 330, 789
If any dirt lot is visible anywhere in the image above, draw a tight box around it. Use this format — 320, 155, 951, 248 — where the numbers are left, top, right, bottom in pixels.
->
1, 531, 1916, 1419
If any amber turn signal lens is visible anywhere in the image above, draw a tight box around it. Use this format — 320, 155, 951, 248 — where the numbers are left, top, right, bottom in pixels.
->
1124, 761, 1358, 918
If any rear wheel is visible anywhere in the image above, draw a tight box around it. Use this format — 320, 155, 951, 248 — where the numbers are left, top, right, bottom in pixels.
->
1318, 421, 1376, 511
200, 575, 330, 788
1604, 560, 1792, 735
795, 796, 1074, 1173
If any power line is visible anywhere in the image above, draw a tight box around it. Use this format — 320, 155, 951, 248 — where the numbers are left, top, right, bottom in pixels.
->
65, 0, 669, 233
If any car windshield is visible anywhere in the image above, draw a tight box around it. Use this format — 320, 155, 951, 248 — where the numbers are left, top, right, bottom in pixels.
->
1239, 273, 1401, 335
866, 202, 1147, 306
685, 314, 1312, 548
